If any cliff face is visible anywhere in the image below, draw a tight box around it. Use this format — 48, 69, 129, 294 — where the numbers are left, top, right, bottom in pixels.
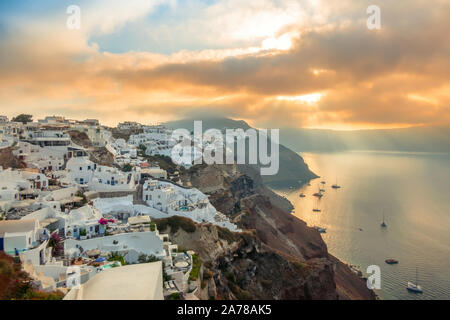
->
0, 146, 25, 169
165, 117, 318, 186
158, 220, 338, 300
67, 130, 93, 149
178, 164, 375, 300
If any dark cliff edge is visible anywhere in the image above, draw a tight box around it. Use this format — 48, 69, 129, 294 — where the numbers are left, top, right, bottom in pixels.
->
165, 117, 318, 187
167, 163, 376, 300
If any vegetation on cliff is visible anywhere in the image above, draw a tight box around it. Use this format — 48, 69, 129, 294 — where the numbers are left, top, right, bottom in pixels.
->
0, 252, 64, 300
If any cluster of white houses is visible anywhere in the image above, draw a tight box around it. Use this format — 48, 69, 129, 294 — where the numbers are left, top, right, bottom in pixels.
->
0, 115, 240, 299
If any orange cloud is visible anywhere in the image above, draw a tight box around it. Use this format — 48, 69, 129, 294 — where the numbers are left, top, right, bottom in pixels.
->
0, 0, 449, 129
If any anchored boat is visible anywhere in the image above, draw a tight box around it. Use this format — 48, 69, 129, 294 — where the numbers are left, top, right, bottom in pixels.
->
407, 268, 423, 293
385, 259, 399, 265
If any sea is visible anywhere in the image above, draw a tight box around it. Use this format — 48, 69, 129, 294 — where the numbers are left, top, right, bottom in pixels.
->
272, 151, 450, 300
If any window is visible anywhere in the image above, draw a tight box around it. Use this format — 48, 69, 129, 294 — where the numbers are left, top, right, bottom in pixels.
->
88, 166, 91, 170
79, 167, 82, 171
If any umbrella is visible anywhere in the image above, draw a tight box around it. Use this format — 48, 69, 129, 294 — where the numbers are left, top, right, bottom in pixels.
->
86, 249, 101, 257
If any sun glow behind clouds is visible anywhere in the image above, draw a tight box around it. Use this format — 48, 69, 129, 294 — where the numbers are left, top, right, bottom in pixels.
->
277, 93, 324, 104
262, 34, 293, 51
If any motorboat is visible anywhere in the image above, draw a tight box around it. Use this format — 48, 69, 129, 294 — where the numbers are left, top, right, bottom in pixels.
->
385, 259, 399, 265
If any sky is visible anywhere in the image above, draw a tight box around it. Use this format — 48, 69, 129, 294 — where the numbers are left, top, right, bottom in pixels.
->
0, 0, 449, 129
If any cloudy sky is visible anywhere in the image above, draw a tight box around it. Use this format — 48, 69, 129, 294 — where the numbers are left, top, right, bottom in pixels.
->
0, 0, 449, 129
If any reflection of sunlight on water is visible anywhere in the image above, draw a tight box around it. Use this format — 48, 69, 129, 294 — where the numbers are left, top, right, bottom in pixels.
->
272, 151, 450, 300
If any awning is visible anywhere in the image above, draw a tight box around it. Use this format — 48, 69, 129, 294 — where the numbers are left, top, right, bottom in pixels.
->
59, 196, 83, 205
19, 188, 38, 195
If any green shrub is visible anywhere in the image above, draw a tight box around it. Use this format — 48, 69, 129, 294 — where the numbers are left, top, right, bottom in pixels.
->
188, 254, 202, 281
217, 226, 239, 243
108, 252, 126, 266
168, 292, 181, 300
154, 216, 196, 234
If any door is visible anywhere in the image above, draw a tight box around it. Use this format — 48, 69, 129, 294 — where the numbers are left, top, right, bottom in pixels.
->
0, 237, 3, 251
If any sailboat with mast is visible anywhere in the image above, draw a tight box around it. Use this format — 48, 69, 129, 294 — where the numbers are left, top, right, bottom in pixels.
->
313, 198, 321, 212
381, 212, 387, 228
331, 177, 341, 189
313, 185, 324, 198
407, 267, 423, 293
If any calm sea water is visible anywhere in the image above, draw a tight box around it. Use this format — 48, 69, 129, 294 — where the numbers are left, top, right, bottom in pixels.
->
273, 151, 450, 300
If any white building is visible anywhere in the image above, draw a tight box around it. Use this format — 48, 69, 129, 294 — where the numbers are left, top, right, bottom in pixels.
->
142, 179, 240, 231
37, 116, 68, 125
64, 261, 164, 300
64, 231, 165, 262
0, 219, 42, 255
0, 169, 47, 206
64, 205, 105, 240
14, 137, 87, 172
143, 180, 178, 213
66, 157, 136, 191
117, 121, 141, 131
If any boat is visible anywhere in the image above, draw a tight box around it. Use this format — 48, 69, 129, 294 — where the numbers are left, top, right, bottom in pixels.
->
321, 181, 326, 184
381, 212, 387, 228
313, 185, 324, 198
407, 268, 423, 293
314, 226, 326, 233
313, 192, 323, 198
385, 259, 399, 265
313, 198, 321, 212
331, 177, 341, 189
299, 193, 306, 198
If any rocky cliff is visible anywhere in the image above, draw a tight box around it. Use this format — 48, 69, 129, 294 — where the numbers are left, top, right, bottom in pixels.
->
170, 163, 375, 300
165, 117, 318, 187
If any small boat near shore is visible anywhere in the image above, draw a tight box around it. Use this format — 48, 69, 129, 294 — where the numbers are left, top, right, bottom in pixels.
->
299, 193, 306, 198
385, 259, 399, 265
314, 226, 326, 233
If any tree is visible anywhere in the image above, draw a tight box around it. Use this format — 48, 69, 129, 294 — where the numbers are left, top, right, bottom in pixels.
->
12, 114, 33, 124
48, 233, 63, 256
